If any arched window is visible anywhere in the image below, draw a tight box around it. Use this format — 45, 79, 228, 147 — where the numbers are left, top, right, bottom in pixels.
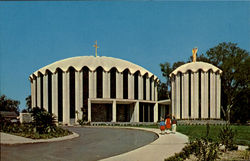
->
150, 77, 153, 100
134, 71, 139, 100
143, 74, 147, 100
47, 70, 52, 114
123, 69, 129, 99
69, 67, 75, 119
96, 67, 103, 98
57, 68, 63, 122
110, 68, 116, 99
82, 67, 89, 121
34, 75, 37, 107
39, 72, 44, 109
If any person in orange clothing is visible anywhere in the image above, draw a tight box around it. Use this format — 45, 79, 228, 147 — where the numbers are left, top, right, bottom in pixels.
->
165, 115, 171, 134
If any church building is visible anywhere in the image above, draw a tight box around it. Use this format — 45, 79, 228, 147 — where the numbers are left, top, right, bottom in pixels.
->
29, 56, 161, 124
29, 47, 222, 124
170, 48, 222, 119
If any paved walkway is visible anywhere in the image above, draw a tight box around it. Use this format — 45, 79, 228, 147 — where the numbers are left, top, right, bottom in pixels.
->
1, 127, 188, 161
100, 127, 189, 161
0, 132, 79, 145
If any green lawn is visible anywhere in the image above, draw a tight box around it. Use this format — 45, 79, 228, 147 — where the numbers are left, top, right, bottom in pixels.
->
177, 125, 250, 146
95, 124, 250, 146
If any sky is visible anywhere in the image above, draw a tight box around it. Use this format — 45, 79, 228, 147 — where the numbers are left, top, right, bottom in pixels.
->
0, 1, 249, 111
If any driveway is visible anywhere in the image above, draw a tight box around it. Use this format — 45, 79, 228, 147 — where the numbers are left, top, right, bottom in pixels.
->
1, 127, 158, 161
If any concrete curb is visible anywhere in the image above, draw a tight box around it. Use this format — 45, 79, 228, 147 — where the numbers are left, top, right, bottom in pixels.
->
0, 132, 79, 145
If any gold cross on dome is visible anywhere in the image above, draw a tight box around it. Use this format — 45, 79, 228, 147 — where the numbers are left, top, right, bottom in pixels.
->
93, 40, 99, 57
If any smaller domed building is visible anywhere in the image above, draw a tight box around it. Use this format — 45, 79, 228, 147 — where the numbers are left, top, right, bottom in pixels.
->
170, 61, 222, 119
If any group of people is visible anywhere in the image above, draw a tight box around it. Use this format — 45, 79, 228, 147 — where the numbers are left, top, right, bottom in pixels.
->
159, 115, 177, 135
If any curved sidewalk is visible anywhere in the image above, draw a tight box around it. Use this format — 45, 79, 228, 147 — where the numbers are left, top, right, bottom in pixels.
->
0, 132, 79, 145
100, 127, 189, 161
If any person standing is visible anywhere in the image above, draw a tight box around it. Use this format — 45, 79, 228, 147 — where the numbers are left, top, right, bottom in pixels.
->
159, 118, 165, 135
165, 115, 171, 134
172, 116, 177, 134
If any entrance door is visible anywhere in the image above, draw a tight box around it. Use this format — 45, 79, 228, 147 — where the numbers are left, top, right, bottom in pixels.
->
91, 104, 112, 122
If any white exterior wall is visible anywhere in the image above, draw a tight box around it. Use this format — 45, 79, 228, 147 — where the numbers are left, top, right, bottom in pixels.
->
151, 78, 154, 101
107, 72, 111, 99
103, 71, 109, 99
112, 100, 116, 122
134, 101, 140, 122
190, 73, 194, 118
210, 72, 216, 118
31, 80, 35, 107
183, 73, 189, 119
171, 77, 175, 118
138, 75, 143, 100
146, 77, 150, 100
128, 73, 134, 99
203, 72, 209, 118
170, 70, 221, 120
116, 72, 123, 99
30, 56, 163, 123
79, 71, 83, 120
34, 78, 37, 107
52, 73, 58, 119
193, 72, 199, 119
200, 72, 204, 118
88, 99, 91, 122
175, 73, 180, 119
216, 73, 221, 119
43, 74, 48, 111
63, 72, 70, 124
75, 71, 81, 122
93, 71, 97, 98
154, 103, 158, 122
154, 81, 158, 101
37, 76, 41, 108
89, 71, 94, 98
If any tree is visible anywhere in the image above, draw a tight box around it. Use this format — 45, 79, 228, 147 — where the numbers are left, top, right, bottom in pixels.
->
159, 61, 185, 100
0, 95, 20, 113
159, 42, 249, 123
158, 81, 169, 100
25, 95, 32, 112
205, 42, 250, 123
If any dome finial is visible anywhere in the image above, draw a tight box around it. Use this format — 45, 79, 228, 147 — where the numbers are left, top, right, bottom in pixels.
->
93, 40, 99, 57
192, 47, 198, 62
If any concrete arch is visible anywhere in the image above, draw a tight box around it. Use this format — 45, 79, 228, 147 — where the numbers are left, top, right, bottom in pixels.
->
30, 56, 158, 81
170, 62, 222, 77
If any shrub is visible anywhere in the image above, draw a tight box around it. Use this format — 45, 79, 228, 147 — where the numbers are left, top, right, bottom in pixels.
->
31, 107, 56, 134
165, 124, 219, 161
1, 122, 72, 139
77, 119, 91, 126
218, 124, 237, 151
193, 138, 219, 161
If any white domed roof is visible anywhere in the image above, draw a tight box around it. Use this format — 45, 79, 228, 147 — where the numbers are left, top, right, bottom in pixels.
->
170, 61, 222, 77
31, 56, 158, 80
